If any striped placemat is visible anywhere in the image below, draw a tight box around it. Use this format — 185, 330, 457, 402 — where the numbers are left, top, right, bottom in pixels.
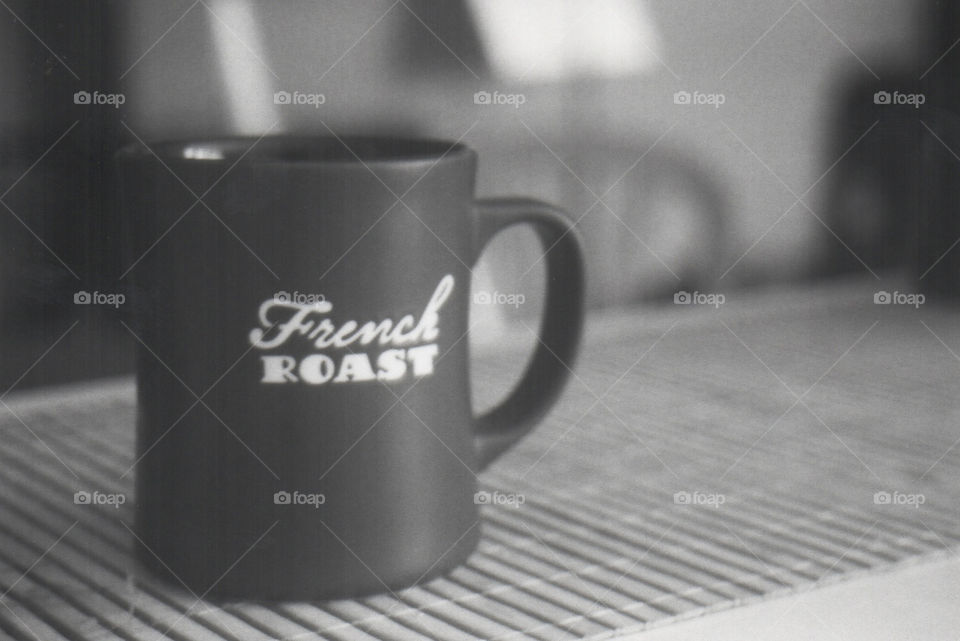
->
1, 290, 959, 640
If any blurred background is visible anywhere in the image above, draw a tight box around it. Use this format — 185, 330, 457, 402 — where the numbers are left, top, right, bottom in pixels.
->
0, 0, 957, 389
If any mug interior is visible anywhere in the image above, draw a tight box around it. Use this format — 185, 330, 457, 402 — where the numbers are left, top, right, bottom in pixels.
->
118, 136, 468, 164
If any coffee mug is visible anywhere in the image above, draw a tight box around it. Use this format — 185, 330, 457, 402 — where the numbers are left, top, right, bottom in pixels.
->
118, 135, 584, 600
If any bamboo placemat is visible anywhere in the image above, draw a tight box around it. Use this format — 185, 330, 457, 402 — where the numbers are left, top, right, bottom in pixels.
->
1, 283, 958, 640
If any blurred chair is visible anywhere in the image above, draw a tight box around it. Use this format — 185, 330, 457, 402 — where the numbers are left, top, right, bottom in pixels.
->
821, 0, 960, 299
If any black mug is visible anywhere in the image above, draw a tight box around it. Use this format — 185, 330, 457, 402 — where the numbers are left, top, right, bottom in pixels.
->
117, 135, 585, 600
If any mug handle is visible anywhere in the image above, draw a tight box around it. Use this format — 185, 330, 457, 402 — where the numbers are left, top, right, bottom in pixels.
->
472, 198, 586, 469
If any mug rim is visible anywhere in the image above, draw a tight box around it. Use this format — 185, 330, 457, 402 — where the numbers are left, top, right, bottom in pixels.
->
115, 134, 473, 166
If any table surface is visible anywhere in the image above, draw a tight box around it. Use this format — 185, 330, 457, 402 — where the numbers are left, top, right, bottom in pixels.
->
1, 277, 959, 640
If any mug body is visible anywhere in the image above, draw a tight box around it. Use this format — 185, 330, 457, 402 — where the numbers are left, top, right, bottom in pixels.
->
120, 137, 481, 599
